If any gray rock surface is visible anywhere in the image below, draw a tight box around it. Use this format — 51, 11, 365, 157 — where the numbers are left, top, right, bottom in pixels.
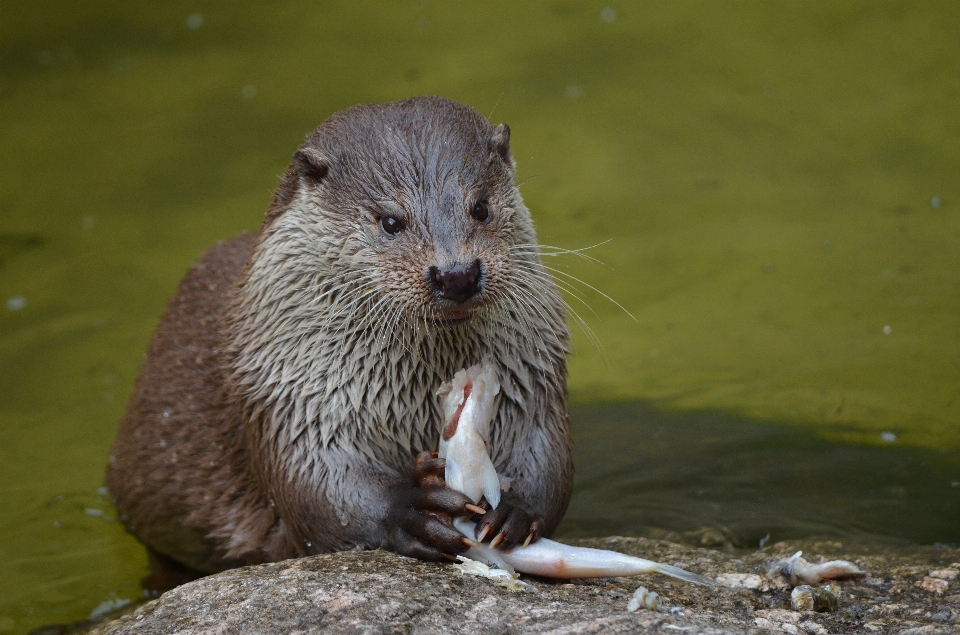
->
87, 537, 960, 634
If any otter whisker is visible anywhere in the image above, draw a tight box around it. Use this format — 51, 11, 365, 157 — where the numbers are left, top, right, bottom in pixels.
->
326, 283, 380, 328
496, 294, 553, 384
507, 266, 566, 327
511, 267, 603, 355
305, 267, 382, 311
390, 306, 421, 361
363, 295, 391, 347
397, 310, 426, 368
312, 266, 381, 296
496, 278, 557, 351
510, 246, 605, 271
372, 304, 403, 367
309, 282, 379, 340
538, 265, 636, 321
372, 303, 397, 361
289, 272, 380, 344
512, 262, 601, 321
415, 308, 445, 380
509, 238, 622, 354
322, 293, 380, 367
495, 271, 563, 362
511, 240, 612, 267
506, 288, 566, 362
371, 298, 404, 358
327, 283, 382, 375
271, 280, 368, 338
484, 291, 546, 373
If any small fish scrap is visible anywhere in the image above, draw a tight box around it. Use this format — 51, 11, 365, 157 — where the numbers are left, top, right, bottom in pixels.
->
769, 551, 866, 587
453, 555, 535, 592
626, 586, 661, 612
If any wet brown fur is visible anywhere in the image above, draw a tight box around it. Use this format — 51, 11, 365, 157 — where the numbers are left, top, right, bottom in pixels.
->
108, 96, 572, 573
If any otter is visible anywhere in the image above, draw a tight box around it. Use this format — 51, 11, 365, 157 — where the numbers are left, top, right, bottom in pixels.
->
107, 96, 572, 578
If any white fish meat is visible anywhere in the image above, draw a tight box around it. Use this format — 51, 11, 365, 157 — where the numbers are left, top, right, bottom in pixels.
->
627, 586, 661, 612
769, 551, 866, 587
437, 362, 503, 510
437, 361, 716, 587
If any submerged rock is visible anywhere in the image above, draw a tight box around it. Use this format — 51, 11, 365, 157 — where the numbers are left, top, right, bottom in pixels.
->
85, 538, 960, 635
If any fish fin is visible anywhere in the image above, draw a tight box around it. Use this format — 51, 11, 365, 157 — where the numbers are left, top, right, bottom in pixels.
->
481, 456, 501, 509
446, 456, 465, 499
652, 563, 719, 588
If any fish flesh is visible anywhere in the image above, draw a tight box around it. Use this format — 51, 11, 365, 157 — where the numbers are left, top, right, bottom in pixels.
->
769, 551, 866, 587
627, 586, 661, 612
437, 361, 716, 587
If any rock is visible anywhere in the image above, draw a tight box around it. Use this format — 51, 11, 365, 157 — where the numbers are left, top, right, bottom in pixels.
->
917, 576, 950, 594
84, 537, 960, 635
799, 620, 828, 635
717, 573, 764, 589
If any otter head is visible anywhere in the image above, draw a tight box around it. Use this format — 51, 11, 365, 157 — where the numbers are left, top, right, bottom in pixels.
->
227, 97, 566, 475
271, 95, 525, 327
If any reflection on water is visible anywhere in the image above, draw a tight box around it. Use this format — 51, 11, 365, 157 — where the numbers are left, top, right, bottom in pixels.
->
561, 400, 960, 547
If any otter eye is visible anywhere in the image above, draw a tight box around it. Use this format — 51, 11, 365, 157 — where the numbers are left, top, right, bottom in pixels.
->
380, 215, 403, 236
471, 200, 491, 224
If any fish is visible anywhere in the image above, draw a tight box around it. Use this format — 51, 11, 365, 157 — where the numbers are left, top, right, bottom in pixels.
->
437, 360, 717, 587
769, 551, 866, 587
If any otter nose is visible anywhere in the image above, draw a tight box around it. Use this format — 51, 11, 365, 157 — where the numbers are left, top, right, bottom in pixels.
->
429, 260, 482, 303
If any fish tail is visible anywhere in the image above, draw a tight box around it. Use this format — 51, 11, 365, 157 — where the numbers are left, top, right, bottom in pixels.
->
651, 563, 718, 587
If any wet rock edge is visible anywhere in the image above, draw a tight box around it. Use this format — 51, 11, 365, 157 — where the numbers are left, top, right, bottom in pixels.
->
85, 537, 960, 634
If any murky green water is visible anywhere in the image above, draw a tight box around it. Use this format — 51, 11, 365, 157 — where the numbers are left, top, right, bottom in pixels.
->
1, 1, 958, 631
564, 402, 959, 547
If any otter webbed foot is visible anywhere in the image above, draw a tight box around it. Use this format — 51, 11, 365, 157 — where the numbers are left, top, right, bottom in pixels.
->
474, 491, 542, 549
387, 452, 479, 562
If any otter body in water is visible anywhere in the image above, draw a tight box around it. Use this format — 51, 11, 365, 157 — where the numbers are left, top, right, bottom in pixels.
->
107, 96, 572, 575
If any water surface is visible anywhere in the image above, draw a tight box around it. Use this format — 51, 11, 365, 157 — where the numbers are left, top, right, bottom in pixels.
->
563, 401, 960, 547
1, 1, 958, 632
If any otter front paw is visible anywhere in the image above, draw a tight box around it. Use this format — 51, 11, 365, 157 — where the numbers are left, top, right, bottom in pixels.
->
474, 491, 542, 549
387, 452, 480, 562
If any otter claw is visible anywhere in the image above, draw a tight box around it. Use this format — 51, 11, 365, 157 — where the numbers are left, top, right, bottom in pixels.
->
465, 503, 486, 515
476, 525, 491, 543
489, 531, 506, 548
522, 532, 534, 548
461, 536, 477, 548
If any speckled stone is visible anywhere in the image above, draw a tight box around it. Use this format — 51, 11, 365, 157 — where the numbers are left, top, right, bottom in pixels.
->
86, 538, 960, 635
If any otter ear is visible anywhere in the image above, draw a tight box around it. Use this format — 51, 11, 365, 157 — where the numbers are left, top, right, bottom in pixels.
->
490, 123, 512, 164
293, 147, 330, 185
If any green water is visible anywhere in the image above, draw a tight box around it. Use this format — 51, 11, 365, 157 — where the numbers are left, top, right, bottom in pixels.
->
564, 402, 959, 547
1, 1, 958, 631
